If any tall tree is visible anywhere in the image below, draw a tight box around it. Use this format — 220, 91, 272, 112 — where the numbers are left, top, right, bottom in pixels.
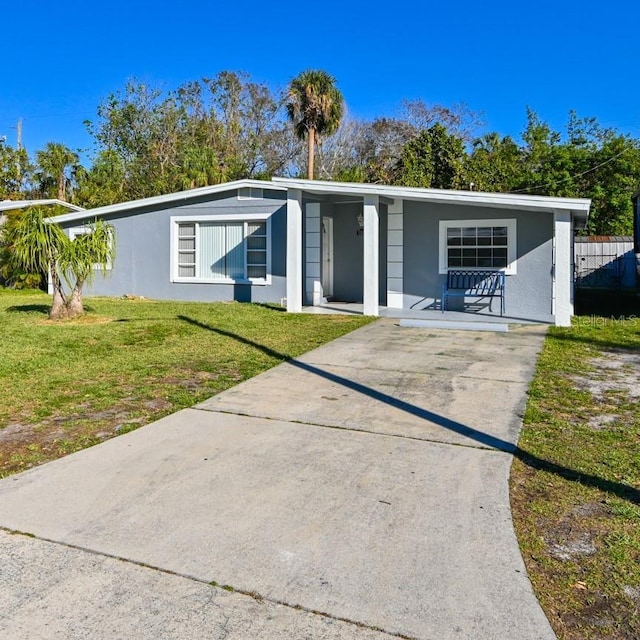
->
401, 100, 483, 142
465, 133, 521, 192
286, 70, 344, 179
318, 101, 482, 184
34, 143, 81, 201
514, 110, 640, 234
395, 124, 466, 189
0, 142, 30, 198
85, 73, 297, 200
74, 150, 126, 208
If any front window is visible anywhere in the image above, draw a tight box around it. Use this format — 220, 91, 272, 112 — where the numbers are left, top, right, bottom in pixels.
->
439, 219, 517, 274
173, 218, 269, 283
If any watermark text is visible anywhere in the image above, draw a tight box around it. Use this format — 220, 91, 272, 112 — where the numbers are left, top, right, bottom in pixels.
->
575, 314, 638, 327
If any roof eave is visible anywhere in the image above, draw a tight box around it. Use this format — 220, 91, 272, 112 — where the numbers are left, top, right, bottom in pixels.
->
47, 179, 284, 224
272, 177, 592, 214
0, 199, 85, 213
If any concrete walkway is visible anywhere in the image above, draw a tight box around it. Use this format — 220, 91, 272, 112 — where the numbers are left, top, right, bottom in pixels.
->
0, 319, 555, 639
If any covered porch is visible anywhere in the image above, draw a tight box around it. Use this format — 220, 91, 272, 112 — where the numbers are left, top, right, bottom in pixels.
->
282, 185, 392, 317
274, 177, 590, 327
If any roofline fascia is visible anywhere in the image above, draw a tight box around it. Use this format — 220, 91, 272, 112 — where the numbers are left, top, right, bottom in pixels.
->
47, 179, 284, 224
271, 177, 592, 214
0, 199, 85, 213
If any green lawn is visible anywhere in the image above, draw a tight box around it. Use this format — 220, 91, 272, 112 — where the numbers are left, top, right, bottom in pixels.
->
511, 313, 640, 639
0, 290, 371, 476
2, 289, 638, 637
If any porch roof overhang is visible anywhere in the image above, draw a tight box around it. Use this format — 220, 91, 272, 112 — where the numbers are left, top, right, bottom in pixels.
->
272, 177, 591, 225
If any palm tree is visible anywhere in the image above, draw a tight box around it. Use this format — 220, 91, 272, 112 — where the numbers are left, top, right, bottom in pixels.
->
12, 206, 115, 320
11, 206, 68, 318
35, 142, 81, 201
60, 220, 115, 317
286, 70, 344, 180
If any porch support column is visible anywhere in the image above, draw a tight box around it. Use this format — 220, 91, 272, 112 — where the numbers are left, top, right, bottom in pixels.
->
304, 202, 322, 305
286, 188, 303, 312
553, 209, 573, 327
363, 194, 379, 316
386, 198, 404, 308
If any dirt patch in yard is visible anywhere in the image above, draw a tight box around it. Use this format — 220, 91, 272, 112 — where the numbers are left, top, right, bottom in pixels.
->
0, 364, 246, 478
511, 339, 640, 640
0, 407, 142, 476
570, 350, 640, 401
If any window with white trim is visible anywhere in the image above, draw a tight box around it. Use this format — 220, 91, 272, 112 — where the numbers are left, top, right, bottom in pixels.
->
173, 218, 269, 283
439, 219, 517, 274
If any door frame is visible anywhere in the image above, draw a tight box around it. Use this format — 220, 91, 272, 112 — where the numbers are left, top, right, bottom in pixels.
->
322, 216, 334, 299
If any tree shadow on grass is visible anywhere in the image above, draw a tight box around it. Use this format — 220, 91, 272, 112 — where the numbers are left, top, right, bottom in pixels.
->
179, 314, 640, 506
547, 328, 640, 353
6, 303, 97, 317
5, 304, 51, 315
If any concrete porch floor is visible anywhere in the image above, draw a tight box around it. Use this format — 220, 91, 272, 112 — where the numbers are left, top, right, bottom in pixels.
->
302, 302, 552, 327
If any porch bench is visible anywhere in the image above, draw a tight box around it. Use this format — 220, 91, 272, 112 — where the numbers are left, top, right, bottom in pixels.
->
442, 270, 505, 316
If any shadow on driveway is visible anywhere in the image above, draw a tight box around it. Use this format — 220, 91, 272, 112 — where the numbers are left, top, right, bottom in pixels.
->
178, 314, 640, 506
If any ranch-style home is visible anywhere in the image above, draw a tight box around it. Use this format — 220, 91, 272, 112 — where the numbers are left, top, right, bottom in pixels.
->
50, 178, 591, 326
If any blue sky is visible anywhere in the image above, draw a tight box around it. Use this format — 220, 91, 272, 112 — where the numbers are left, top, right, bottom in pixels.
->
1, 0, 637, 165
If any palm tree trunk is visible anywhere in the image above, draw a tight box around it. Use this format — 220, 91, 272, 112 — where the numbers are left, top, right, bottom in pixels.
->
48, 266, 69, 320
307, 128, 316, 180
66, 280, 85, 318
58, 172, 66, 201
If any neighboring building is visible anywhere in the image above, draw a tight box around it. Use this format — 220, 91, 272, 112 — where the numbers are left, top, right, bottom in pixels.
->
574, 236, 636, 289
1, 199, 84, 228
49, 178, 591, 326
0, 199, 85, 215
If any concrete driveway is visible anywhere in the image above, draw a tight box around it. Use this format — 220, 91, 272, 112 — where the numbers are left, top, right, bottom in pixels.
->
0, 319, 554, 639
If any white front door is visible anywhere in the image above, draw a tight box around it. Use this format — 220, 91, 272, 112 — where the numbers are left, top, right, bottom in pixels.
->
322, 216, 334, 299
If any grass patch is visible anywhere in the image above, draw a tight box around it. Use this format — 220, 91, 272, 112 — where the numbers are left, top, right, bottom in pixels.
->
511, 313, 640, 639
0, 290, 372, 477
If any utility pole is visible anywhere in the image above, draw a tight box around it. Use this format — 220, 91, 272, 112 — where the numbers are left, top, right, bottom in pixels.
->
15, 118, 23, 186
16, 118, 22, 150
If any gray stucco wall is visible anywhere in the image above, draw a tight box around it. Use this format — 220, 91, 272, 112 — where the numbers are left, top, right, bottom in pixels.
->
58, 187, 556, 321
402, 201, 555, 322
60, 189, 287, 304
322, 202, 387, 304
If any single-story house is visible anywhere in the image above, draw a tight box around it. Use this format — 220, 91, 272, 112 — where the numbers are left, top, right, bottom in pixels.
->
49, 178, 591, 326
